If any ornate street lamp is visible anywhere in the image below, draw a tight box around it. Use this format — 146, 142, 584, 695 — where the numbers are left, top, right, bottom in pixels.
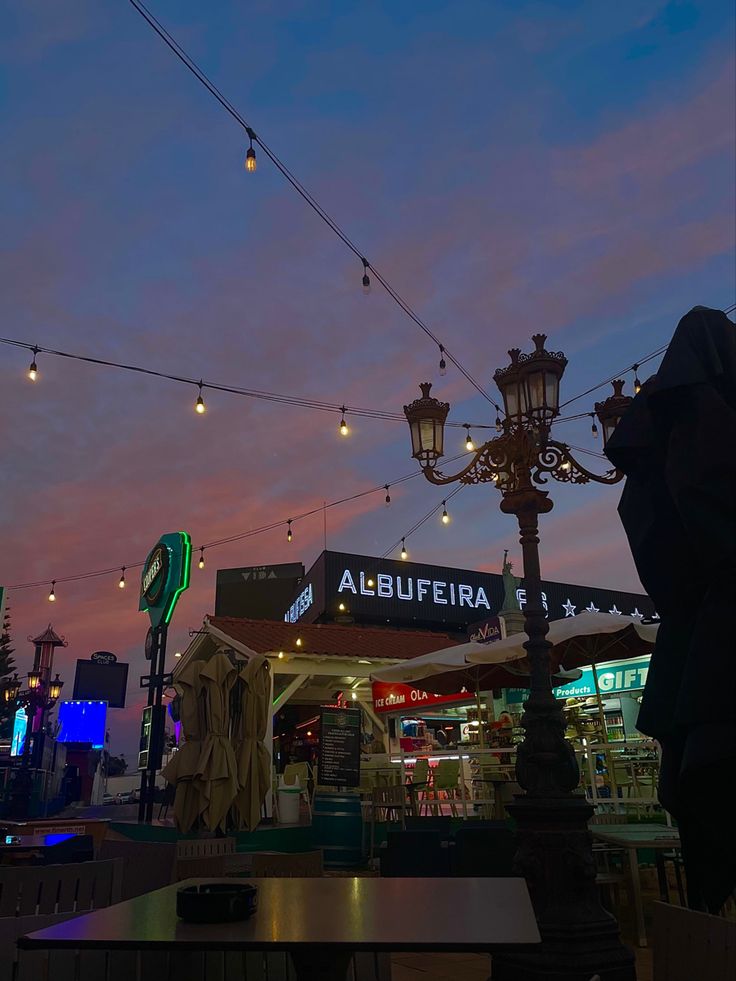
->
27, 668, 42, 691
404, 337, 635, 981
2, 674, 21, 704
595, 379, 633, 448
48, 674, 64, 703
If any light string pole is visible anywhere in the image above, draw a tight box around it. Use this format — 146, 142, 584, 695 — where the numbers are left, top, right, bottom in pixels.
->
403, 334, 636, 981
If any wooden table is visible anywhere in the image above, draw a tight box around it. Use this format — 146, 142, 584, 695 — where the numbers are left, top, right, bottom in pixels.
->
593, 822, 681, 947
20, 876, 540, 981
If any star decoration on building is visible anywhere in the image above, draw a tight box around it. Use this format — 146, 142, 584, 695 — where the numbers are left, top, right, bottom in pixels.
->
562, 598, 577, 617
586, 602, 600, 613
609, 605, 622, 615
630, 608, 643, 619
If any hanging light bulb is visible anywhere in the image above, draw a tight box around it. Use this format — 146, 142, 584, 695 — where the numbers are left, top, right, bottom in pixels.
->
633, 364, 642, 395
438, 344, 447, 376
118, 567, 126, 589
339, 408, 349, 436
245, 128, 257, 172
384, 485, 391, 506
28, 347, 39, 381
495, 412, 503, 433
400, 538, 408, 560
591, 414, 599, 438
48, 580, 56, 602
464, 426, 474, 452
195, 382, 206, 414
287, 520, 293, 543
198, 548, 205, 569
361, 258, 371, 294
441, 501, 450, 524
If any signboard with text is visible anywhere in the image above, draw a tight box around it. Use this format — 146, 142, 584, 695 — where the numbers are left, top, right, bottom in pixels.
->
372, 680, 472, 715
139, 531, 191, 628
505, 656, 652, 704
281, 550, 654, 630
318, 707, 361, 787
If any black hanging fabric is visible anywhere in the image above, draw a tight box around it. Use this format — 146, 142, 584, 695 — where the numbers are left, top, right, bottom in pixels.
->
605, 305, 736, 912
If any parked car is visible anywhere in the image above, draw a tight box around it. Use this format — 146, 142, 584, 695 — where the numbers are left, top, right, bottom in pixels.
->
132, 787, 141, 802
102, 793, 115, 806
114, 791, 135, 805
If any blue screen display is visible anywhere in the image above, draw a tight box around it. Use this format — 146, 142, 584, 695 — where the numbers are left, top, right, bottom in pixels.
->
57, 700, 107, 748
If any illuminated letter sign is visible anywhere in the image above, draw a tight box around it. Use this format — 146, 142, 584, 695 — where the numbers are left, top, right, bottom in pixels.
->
139, 532, 191, 628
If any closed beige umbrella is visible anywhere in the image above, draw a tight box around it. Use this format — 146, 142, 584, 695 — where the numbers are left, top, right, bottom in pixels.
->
162, 659, 206, 834
232, 655, 272, 831
194, 651, 240, 832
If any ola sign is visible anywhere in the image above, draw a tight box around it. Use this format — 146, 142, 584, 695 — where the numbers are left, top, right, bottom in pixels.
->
139, 532, 191, 628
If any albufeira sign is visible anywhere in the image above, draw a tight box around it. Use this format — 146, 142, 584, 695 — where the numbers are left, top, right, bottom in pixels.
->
337, 568, 491, 610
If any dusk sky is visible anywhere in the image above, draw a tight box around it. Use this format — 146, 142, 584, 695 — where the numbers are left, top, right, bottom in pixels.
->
1, 1, 734, 756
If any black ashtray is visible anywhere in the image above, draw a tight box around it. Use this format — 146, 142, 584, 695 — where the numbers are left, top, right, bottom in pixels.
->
176, 882, 258, 923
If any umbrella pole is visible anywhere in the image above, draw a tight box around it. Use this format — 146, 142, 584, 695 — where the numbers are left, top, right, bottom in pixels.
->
475, 684, 486, 750
591, 662, 620, 811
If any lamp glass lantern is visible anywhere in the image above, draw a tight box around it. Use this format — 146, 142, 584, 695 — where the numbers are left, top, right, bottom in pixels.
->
48, 674, 64, 702
403, 383, 450, 466
521, 334, 567, 422
2, 675, 21, 703
493, 354, 527, 421
594, 379, 633, 447
27, 669, 42, 691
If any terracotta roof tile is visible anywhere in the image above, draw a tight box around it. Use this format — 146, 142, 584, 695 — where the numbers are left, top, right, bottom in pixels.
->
207, 616, 461, 661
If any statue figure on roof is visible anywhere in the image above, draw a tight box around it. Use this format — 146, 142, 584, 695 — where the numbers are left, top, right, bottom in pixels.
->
501, 550, 522, 612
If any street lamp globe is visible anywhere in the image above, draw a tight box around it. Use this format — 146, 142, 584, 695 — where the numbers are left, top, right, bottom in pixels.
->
594, 379, 633, 447
2, 674, 21, 704
48, 674, 64, 702
27, 669, 42, 691
493, 350, 527, 422
521, 334, 567, 421
403, 382, 450, 467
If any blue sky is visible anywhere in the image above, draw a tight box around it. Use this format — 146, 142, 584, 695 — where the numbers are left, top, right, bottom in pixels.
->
1, 1, 733, 753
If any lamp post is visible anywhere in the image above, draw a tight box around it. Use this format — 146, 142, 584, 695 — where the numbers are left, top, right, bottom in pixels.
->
2, 669, 65, 816
404, 336, 635, 981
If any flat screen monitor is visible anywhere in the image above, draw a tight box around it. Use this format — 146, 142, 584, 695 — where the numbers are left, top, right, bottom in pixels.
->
57, 700, 107, 749
73, 660, 129, 708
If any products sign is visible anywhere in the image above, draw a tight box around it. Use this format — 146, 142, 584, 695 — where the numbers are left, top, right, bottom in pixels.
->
505, 656, 652, 704
318, 707, 361, 787
372, 680, 470, 715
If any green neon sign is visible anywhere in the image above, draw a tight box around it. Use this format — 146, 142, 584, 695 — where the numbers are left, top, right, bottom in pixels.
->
139, 531, 191, 628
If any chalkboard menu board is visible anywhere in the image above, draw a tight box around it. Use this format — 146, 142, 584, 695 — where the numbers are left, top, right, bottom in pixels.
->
318, 707, 361, 787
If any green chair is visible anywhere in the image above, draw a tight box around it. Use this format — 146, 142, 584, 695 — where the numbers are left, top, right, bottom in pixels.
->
430, 760, 461, 817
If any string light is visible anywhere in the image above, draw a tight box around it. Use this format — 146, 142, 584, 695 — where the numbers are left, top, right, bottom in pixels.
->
366, 577, 375, 588
438, 344, 447, 376
361, 258, 371, 294
339, 408, 349, 436
48, 581, 56, 602
384, 485, 391, 505
633, 364, 642, 395
195, 382, 206, 414
174, 651, 182, 658
590, 414, 599, 438
198, 548, 205, 569
295, 637, 302, 647
338, 602, 347, 612
118, 567, 126, 589
245, 127, 257, 172
400, 538, 408, 560
495, 413, 502, 433
28, 347, 39, 381
464, 425, 474, 452
441, 501, 450, 524
287, 520, 293, 543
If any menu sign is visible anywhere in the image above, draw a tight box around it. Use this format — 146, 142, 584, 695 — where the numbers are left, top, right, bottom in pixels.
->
318, 707, 361, 787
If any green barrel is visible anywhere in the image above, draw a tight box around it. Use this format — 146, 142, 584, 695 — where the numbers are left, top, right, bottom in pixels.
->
311, 792, 364, 869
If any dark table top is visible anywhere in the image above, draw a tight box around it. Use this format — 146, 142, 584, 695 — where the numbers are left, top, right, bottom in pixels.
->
20, 877, 540, 952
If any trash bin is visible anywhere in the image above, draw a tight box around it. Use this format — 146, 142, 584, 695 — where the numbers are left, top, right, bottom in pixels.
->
277, 779, 301, 825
